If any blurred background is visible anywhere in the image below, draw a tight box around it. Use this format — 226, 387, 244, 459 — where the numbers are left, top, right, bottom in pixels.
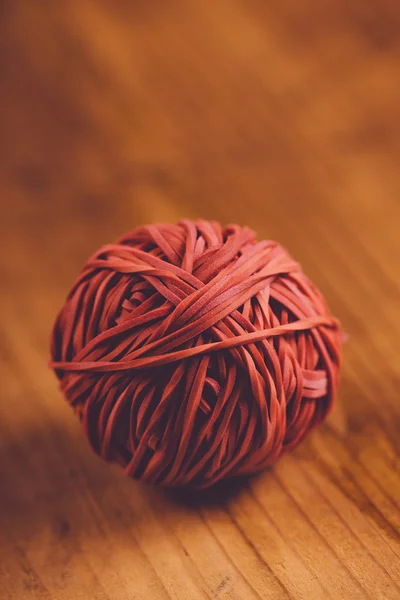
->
1, 2, 399, 599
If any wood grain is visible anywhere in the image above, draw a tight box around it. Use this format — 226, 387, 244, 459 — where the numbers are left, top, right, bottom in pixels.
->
1, 1, 399, 598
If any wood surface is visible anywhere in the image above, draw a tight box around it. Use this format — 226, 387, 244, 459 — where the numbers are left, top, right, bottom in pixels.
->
1, 1, 400, 598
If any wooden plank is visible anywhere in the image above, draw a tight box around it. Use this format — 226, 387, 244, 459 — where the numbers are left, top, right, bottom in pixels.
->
1, 1, 399, 598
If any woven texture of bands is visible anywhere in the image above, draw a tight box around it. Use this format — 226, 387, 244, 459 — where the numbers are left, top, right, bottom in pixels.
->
50, 220, 341, 488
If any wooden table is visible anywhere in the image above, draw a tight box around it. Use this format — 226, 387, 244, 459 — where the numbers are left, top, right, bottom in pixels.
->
1, 1, 399, 598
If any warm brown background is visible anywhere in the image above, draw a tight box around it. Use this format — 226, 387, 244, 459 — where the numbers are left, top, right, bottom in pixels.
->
1, 1, 400, 598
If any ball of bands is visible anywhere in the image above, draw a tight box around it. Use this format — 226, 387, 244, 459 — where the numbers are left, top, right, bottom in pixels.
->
50, 220, 341, 488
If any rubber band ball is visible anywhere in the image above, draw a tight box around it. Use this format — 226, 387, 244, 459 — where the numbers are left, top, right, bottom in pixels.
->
50, 219, 341, 488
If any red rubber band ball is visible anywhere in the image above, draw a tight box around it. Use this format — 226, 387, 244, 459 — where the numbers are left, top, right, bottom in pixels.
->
50, 220, 341, 488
